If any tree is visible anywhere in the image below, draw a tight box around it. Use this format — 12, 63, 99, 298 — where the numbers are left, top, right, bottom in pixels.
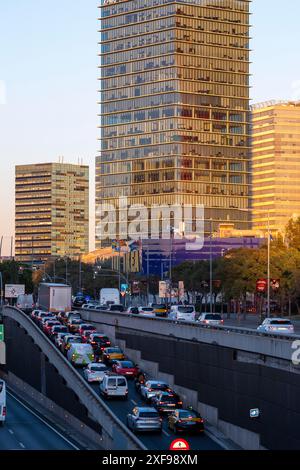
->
285, 217, 300, 251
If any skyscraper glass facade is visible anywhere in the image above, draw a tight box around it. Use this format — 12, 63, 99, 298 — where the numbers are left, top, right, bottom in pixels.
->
97, 0, 251, 244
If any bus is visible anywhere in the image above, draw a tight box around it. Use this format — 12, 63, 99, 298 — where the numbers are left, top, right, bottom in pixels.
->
0, 379, 6, 426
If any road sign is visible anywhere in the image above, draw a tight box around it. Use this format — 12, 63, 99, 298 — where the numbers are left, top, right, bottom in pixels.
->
256, 279, 267, 293
169, 438, 190, 451
0, 325, 4, 342
5, 284, 25, 299
250, 408, 260, 419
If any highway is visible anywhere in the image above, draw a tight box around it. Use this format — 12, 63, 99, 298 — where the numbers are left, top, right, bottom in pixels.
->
0, 392, 79, 450
78, 369, 222, 451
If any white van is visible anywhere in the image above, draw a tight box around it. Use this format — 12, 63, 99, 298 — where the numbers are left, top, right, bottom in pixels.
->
16, 294, 35, 314
0, 379, 6, 426
99, 373, 128, 400
67, 343, 94, 366
169, 305, 196, 322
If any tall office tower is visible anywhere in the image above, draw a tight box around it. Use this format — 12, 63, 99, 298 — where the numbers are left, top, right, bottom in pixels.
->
15, 163, 89, 263
97, 0, 251, 245
252, 101, 300, 234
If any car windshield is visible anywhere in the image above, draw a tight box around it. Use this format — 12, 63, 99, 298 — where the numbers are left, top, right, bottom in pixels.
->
179, 410, 197, 419
270, 320, 292, 325
150, 383, 168, 390
160, 395, 177, 403
92, 336, 109, 343
205, 314, 222, 320
69, 337, 82, 343
141, 308, 153, 312
139, 411, 159, 418
178, 307, 194, 313
71, 320, 82, 325
119, 361, 134, 368
108, 348, 122, 353
53, 327, 67, 332
153, 305, 166, 309
91, 364, 107, 371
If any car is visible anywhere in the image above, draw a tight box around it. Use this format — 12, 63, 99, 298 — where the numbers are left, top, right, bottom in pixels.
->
61, 334, 83, 355
81, 303, 98, 310
102, 347, 125, 364
126, 306, 140, 315
0, 379, 6, 426
43, 320, 61, 336
68, 319, 83, 333
111, 360, 139, 378
31, 309, 43, 321
57, 311, 68, 323
169, 305, 196, 322
40, 316, 56, 328
50, 324, 68, 339
65, 311, 82, 325
152, 391, 183, 413
152, 304, 168, 318
88, 334, 111, 355
81, 330, 95, 343
78, 324, 97, 337
99, 373, 128, 400
257, 318, 295, 335
16, 294, 35, 314
36, 311, 55, 324
94, 305, 109, 311
73, 296, 86, 308
54, 332, 69, 348
109, 304, 125, 313
168, 409, 205, 434
197, 313, 224, 326
127, 407, 162, 434
83, 363, 109, 383
67, 343, 95, 366
138, 307, 155, 316
140, 380, 171, 402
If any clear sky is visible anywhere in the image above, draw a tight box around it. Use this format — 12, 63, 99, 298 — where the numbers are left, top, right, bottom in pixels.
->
0, 0, 299, 255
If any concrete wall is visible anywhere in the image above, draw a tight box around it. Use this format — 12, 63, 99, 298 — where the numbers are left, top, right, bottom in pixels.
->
81, 310, 300, 450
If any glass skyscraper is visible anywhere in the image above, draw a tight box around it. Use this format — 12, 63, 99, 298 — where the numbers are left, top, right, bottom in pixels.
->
97, 0, 251, 245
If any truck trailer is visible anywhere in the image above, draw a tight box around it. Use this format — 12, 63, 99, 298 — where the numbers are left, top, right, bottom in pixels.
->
38, 283, 72, 313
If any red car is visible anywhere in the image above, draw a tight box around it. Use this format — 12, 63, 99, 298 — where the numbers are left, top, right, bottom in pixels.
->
43, 320, 61, 336
111, 360, 139, 378
88, 334, 111, 354
78, 324, 96, 337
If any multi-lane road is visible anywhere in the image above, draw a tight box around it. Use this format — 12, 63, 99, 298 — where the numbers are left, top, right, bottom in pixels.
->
0, 392, 79, 450
78, 369, 223, 451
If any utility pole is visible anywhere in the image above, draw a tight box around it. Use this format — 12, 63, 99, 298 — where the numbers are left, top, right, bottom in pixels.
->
0, 236, 3, 263
209, 218, 213, 315
267, 211, 271, 318
79, 255, 82, 292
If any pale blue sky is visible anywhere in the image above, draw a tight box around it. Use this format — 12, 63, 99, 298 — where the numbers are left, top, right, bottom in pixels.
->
0, 0, 299, 254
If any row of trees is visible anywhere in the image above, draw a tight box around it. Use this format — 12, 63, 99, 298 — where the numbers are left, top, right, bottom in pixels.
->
172, 217, 300, 316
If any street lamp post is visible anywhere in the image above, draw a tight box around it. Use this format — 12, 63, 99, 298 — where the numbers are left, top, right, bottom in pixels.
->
209, 218, 213, 315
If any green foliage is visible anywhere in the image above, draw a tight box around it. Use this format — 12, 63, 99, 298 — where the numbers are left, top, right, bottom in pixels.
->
0, 261, 34, 293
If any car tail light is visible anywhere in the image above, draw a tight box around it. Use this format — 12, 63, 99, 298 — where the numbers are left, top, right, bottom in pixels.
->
178, 401, 183, 405
178, 419, 183, 423
221, 320, 224, 324
148, 388, 153, 392
200, 418, 204, 423
2, 407, 6, 416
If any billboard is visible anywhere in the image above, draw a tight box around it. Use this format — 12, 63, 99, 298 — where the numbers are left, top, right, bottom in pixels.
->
5, 284, 25, 299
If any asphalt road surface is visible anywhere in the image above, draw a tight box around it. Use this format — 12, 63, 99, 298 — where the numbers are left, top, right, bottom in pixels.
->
0, 392, 79, 450
78, 369, 223, 451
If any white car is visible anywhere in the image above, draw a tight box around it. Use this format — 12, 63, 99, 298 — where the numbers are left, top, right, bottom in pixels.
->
138, 307, 155, 316
197, 313, 224, 326
140, 380, 171, 401
99, 373, 128, 400
0, 379, 6, 426
169, 305, 196, 322
83, 363, 109, 383
257, 318, 294, 335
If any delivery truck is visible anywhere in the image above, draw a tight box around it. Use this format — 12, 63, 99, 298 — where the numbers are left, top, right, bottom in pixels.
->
38, 283, 72, 313
100, 288, 120, 306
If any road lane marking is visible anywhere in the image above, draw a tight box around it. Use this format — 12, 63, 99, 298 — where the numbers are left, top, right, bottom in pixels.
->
8, 429, 14, 435
7, 391, 80, 450
162, 429, 170, 437
131, 400, 137, 406
19, 442, 26, 449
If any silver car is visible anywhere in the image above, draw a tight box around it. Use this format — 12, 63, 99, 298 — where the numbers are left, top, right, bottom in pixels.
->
197, 313, 224, 326
140, 380, 171, 401
257, 318, 295, 335
127, 407, 162, 433
83, 363, 109, 383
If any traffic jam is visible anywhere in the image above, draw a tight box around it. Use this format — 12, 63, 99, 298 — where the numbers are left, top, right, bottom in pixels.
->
30, 308, 208, 447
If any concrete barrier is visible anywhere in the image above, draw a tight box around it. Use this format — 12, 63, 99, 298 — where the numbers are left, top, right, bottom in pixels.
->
3, 307, 146, 451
